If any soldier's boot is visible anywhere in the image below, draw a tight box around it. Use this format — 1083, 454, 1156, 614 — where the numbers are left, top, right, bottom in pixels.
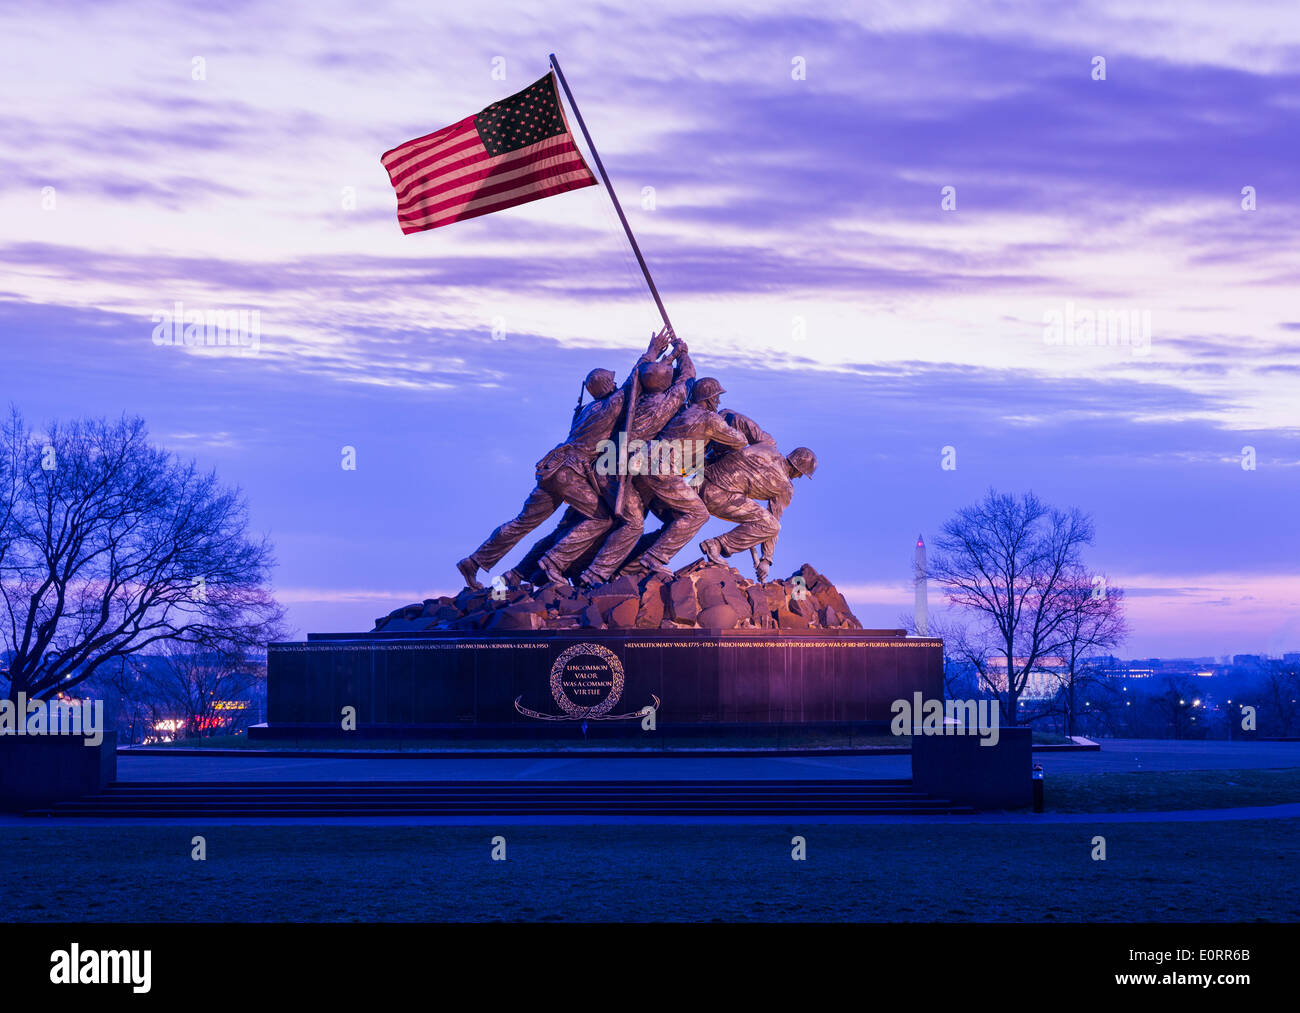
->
618, 558, 650, 578
699, 538, 727, 566
537, 554, 568, 587
636, 552, 675, 580
577, 567, 606, 589
502, 568, 524, 589
644, 559, 675, 580
456, 556, 483, 590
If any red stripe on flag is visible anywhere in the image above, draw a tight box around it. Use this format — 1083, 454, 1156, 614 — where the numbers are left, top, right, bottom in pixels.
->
391, 144, 489, 201
395, 135, 583, 213
380, 117, 466, 158
381, 117, 476, 173
387, 130, 484, 193
398, 172, 597, 234
398, 157, 594, 228
398, 154, 592, 224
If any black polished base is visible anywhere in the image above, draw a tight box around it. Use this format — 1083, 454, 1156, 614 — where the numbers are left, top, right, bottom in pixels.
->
262, 628, 943, 734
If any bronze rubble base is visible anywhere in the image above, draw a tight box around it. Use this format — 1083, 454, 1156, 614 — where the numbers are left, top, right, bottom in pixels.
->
374, 562, 863, 634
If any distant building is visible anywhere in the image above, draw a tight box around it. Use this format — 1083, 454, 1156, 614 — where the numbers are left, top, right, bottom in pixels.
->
1057, 652, 1278, 683
985, 656, 1067, 701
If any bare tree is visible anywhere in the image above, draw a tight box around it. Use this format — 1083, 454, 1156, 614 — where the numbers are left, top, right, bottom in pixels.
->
1054, 576, 1128, 735
1255, 662, 1300, 737
928, 489, 1096, 725
98, 655, 164, 745
1152, 675, 1199, 739
0, 412, 285, 702
1067, 667, 1128, 738
133, 640, 265, 739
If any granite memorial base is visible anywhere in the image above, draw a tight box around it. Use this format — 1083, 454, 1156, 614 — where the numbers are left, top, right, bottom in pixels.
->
256, 629, 943, 737
0, 731, 117, 811
911, 725, 1033, 809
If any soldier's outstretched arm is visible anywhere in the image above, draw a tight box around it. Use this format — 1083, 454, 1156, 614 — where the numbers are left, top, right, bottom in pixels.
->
674, 345, 696, 383
648, 325, 673, 360
657, 347, 695, 419
620, 326, 673, 390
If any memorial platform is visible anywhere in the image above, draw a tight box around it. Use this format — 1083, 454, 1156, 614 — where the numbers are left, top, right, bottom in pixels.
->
256, 628, 943, 737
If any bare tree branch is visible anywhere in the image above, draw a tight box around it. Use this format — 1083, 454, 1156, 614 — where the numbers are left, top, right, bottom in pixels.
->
1, 412, 286, 701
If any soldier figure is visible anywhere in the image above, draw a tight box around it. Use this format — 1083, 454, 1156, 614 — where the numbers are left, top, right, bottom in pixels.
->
456, 327, 672, 590
574, 340, 696, 586
619, 376, 747, 576
697, 445, 818, 581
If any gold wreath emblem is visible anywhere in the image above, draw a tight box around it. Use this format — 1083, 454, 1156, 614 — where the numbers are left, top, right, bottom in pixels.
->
514, 642, 660, 721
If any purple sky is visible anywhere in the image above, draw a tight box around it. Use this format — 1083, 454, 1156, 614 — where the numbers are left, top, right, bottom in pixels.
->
3, 0, 1298, 657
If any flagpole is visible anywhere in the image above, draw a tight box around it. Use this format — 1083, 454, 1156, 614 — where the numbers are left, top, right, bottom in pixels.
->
549, 53, 673, 336
550, 53, 672, 520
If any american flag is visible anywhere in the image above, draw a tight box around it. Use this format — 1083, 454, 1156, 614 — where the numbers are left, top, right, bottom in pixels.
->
381, 73, 598, 234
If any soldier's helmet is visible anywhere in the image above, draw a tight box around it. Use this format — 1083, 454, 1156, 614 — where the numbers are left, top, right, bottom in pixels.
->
788, 447, 818, 479
585, 368, 616, 399
639, 361, 674, 393
689, 377, 726, 405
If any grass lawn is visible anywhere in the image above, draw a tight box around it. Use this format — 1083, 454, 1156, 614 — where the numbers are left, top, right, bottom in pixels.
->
1044, 769, 1300, 813
2, 821, 1296, 922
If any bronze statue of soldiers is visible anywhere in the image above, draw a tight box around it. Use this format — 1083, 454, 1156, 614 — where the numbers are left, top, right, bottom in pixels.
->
456, 327, 673, 589
698, 445, 818, 581
574, 340, 696, 585
618, 376, 747, 577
